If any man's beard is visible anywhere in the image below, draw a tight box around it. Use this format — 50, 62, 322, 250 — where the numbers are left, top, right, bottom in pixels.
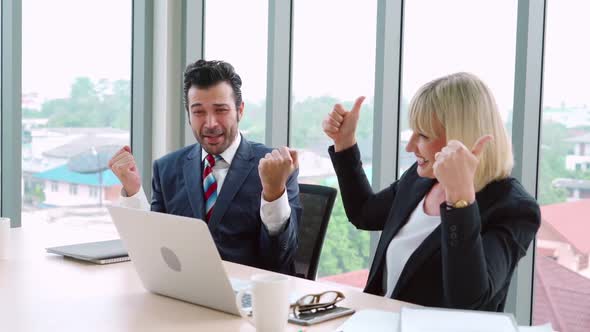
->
191, 113, 240, 155
195, 126, 237, 155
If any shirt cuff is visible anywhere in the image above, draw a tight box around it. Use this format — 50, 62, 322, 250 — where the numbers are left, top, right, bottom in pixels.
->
260, 189, 291, 236
118, 186, 150, 210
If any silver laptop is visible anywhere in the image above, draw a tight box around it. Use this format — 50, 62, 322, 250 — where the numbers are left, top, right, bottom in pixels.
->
107, 205, 250, 315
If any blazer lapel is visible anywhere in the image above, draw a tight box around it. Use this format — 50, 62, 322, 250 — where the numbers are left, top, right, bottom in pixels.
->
208, 138, 256, 231
391, 225, 441, 298
390, 180, 499, 298
183, 145, 205, 219
366, 176, 436, 293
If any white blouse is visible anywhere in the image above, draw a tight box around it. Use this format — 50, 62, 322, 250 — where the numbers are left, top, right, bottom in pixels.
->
383, 197, 441, 298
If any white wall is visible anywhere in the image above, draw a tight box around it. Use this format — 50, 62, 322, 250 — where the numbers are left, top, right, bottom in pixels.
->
43, 181, 101, 207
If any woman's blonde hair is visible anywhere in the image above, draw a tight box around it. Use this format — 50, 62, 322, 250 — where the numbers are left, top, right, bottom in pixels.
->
408, 72, 513, 191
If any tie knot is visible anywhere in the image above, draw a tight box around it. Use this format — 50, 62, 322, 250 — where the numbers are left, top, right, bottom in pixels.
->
205, 154, 221, 167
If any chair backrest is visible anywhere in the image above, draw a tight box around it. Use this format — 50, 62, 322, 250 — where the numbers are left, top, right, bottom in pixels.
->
294, 183, 337, 280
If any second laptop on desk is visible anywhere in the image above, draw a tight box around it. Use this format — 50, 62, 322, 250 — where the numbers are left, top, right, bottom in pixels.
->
46, 239, 129, 264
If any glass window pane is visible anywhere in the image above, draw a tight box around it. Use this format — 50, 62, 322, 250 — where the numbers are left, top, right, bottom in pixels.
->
534, 1, 590, 330
400, 0, 517, 176
291, 0, 377, 286
22, 0, 132, 235
204, 0, 268, 144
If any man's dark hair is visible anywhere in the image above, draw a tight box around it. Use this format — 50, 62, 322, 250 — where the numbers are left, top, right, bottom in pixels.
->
183, 59, 243, 111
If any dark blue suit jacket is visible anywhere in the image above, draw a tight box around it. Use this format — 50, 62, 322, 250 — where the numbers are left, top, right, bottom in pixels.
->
150, 136, 301, 274
330, 144, 540, 311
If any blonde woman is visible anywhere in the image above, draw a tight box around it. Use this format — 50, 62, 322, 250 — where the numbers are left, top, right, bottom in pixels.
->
322, 72, 540, 311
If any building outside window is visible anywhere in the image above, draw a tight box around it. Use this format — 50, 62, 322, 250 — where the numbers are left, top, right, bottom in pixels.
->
533, 1, 590, 330
21, 0, 131, 233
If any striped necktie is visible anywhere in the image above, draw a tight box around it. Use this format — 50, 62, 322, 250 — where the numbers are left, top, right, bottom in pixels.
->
203, 154, 221, 222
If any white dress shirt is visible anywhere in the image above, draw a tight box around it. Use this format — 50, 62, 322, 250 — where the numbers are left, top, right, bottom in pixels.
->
118, 133, 291, 235
383, 197, 441, 297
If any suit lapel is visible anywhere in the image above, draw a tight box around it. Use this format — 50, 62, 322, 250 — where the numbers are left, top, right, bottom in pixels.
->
366, 176, 436, 293
388, 180, 500, 297
183, 145, 205, 219
391, 224, 441, 298
208, 138, 256, 232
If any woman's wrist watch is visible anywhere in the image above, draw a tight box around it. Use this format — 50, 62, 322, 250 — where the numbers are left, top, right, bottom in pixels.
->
446, 199, 470, 209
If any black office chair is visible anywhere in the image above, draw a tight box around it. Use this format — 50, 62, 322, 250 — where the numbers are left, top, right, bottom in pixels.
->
294, 183, 338, 280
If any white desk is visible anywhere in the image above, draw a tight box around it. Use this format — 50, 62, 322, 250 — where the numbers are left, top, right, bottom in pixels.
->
0, 222, 412, 331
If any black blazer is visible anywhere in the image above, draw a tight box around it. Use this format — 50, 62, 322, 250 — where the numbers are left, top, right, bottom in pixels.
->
329, 144, 540, 311
151, 136, 302, 274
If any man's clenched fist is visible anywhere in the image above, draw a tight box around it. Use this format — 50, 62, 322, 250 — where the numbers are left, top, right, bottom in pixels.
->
258, 147, 298, 202
108, 145, 142, 196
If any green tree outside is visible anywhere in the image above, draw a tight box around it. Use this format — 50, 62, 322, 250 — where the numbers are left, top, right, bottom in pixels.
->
317, 192, 371, 277
35, 77, 131, 129
538, 121, 570, 205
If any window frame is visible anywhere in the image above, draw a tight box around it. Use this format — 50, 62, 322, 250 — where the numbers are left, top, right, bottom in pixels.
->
1, 0, 152, 226
68, 184, 78, 196
1, 0, 22, 228
507, 0, 546, 325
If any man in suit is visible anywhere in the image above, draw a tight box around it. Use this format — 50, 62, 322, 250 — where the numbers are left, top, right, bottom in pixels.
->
108, 60, 301, 274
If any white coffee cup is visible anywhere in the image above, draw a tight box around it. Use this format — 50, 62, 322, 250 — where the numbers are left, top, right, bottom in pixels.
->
0, 217, 10, 259
236, 273, 290, 332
